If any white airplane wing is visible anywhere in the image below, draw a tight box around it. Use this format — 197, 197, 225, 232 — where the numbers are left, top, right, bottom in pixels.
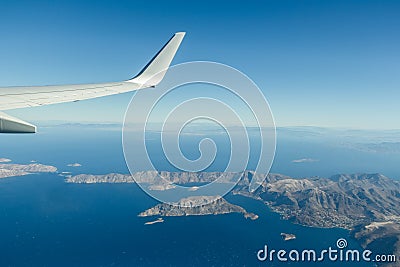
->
0, 32, 185, 133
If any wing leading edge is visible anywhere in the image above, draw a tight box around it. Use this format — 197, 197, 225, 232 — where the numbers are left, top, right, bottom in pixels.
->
0, 32, 185, 133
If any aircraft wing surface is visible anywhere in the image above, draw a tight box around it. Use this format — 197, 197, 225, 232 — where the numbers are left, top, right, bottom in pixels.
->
0, 32, 185, 133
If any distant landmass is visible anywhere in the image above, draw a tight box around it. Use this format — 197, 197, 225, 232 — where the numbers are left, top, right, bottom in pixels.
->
66, 173, 133, 183
65, 171, 241, 185
351, 142, 400, 154
0, 163, 57, 179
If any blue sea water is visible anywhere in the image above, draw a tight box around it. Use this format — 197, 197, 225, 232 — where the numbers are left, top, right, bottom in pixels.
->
0, 125, 397, 266
0, 174, 366, 266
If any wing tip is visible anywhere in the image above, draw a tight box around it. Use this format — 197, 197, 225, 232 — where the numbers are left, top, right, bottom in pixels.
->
128, 32, 186, 86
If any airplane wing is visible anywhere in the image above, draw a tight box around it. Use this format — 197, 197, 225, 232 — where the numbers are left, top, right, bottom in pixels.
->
0, 32, 186, 133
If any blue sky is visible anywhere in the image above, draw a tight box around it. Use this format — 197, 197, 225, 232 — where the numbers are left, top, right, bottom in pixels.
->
0, 0, 399, 129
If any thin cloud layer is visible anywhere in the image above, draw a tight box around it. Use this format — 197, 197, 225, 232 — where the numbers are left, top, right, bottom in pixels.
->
291, 158, 319, 163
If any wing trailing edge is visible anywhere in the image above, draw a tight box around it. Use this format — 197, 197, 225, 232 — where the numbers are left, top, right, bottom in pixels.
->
0, 112, 36, 133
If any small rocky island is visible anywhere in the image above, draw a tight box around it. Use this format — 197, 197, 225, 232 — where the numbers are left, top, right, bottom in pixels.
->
281, 233, 296, 241
138, 196, 258, 220
144, 218, 164, 225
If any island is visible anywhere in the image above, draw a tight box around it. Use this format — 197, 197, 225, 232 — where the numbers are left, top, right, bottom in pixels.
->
281, 233, 296, 241
0, 162, 57, 179
144, 218, 164, 225
138, 195, 258, 220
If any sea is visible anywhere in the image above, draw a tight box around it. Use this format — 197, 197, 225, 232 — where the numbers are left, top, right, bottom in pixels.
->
0, 124, 399, 266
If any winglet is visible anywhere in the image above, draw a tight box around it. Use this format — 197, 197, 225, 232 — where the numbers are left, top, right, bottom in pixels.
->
128, 32, 186, 87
